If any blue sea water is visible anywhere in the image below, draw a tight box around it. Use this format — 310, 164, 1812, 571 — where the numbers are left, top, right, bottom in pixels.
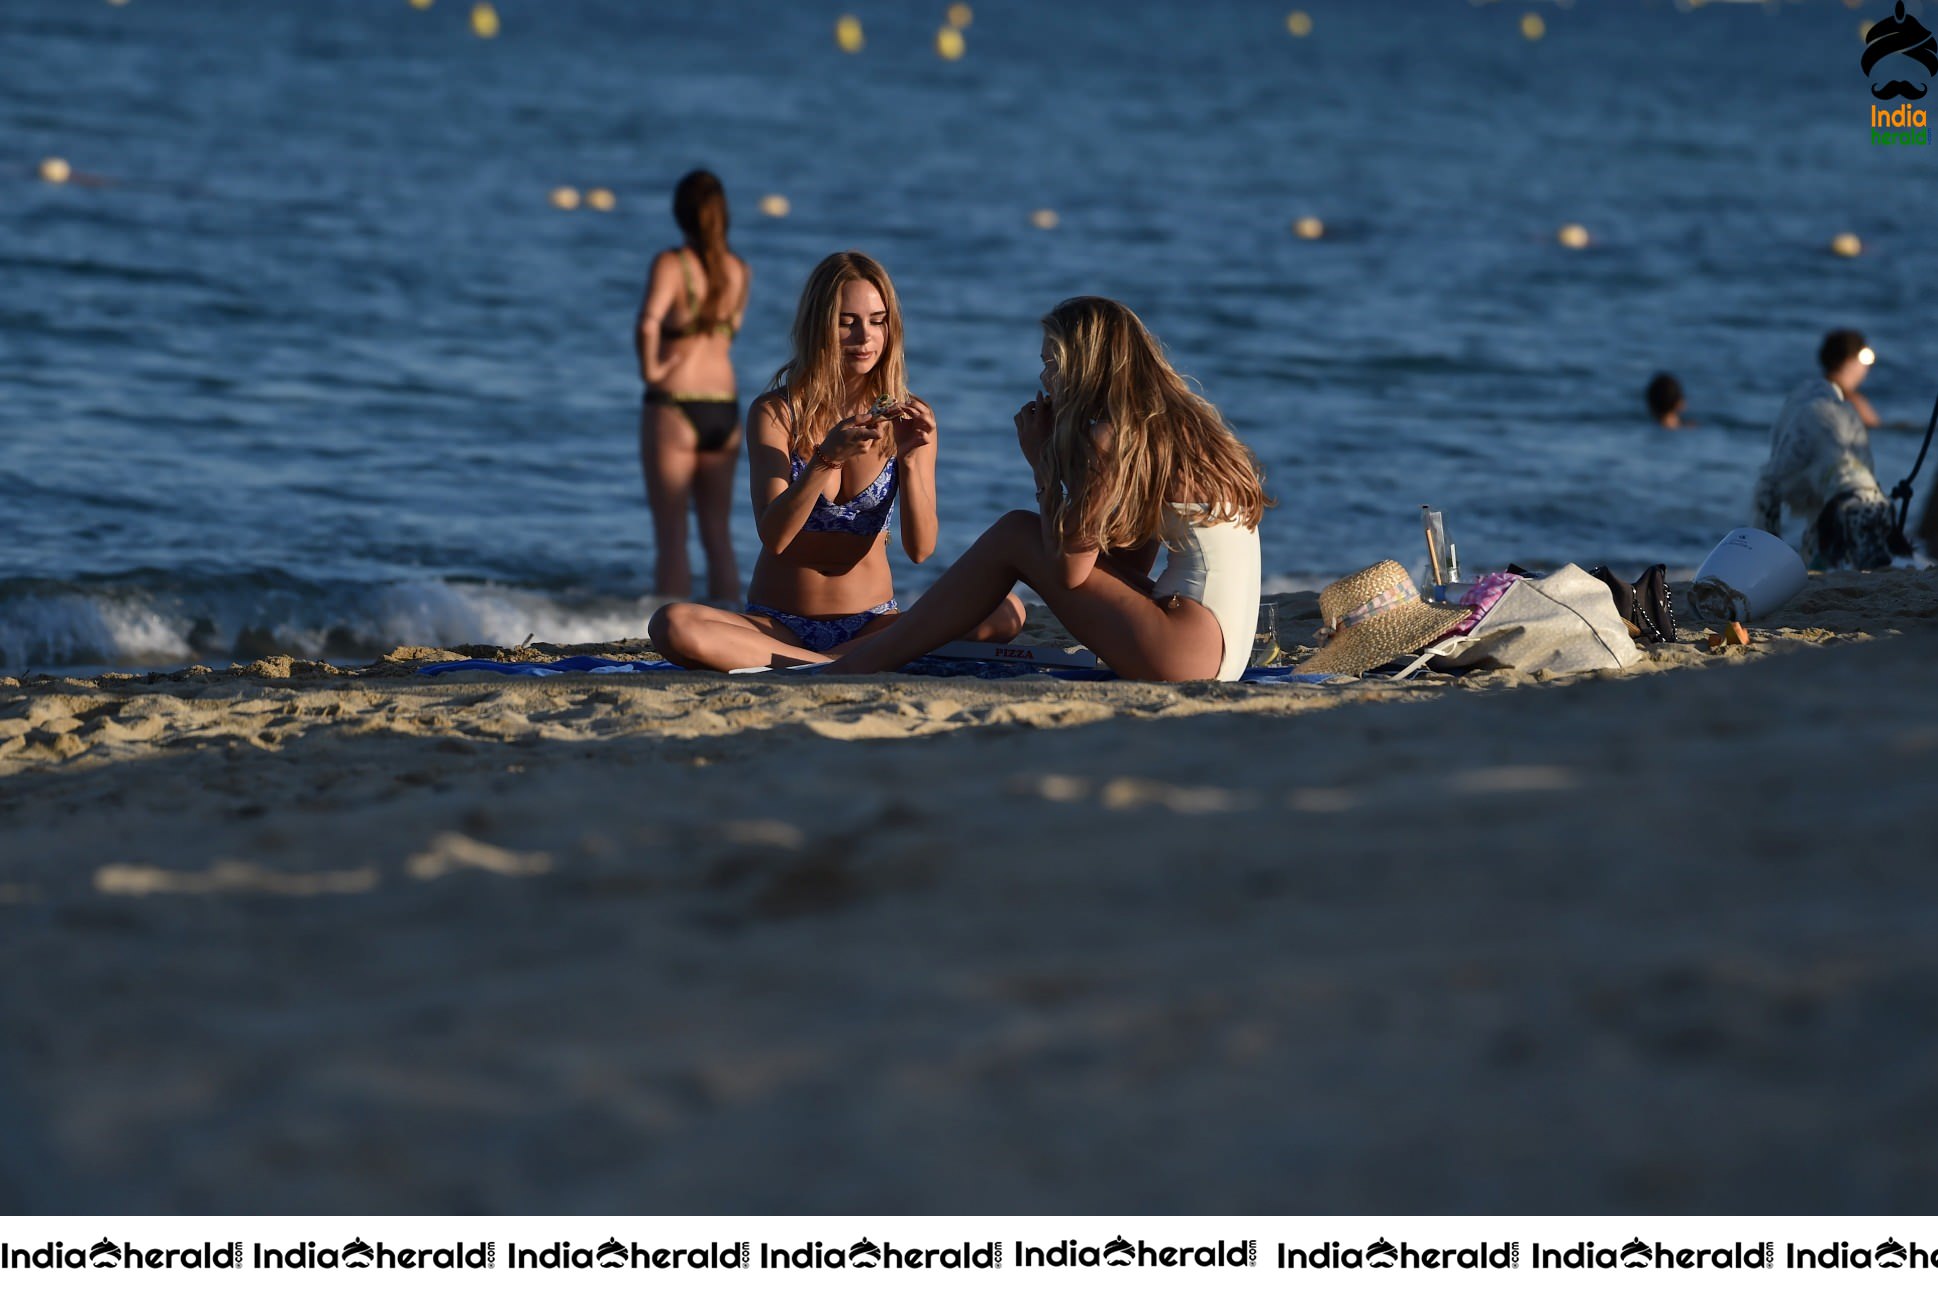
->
3, 0, 1935, 668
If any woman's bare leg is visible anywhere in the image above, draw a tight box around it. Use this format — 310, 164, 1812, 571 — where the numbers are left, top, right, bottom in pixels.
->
692, 430, 743, 602
957, 593, 1028, 642
648, 602, 831, 671
825, 511, 1221, 678
643, 404, 697, 597
647, 593, 1016, 673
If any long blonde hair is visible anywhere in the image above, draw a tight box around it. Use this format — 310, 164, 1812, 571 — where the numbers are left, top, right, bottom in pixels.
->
1038, 296, 1268, 552
767, 251, 908, 461
672, 170, 735, 328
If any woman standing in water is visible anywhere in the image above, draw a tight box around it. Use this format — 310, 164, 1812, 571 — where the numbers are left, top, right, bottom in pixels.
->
826, 296, 1265, 681
635, 170, 750, 599
649, 251, 1024, 670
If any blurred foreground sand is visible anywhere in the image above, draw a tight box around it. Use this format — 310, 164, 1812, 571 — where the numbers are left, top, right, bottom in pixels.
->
2, 570, 1936, 1212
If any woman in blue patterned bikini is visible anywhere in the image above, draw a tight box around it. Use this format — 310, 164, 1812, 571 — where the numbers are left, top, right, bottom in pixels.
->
648, 252, 1025, 670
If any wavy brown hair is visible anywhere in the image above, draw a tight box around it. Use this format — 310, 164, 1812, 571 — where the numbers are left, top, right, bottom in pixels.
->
672, 170, 736, 329
767, 251, 908, 461
1038, 296, 1267, 553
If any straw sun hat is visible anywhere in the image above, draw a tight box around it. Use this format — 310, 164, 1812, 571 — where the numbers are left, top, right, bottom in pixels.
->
1301, 560, 1471, 676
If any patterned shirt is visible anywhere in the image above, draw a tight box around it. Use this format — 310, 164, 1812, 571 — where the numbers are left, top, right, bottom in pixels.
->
1751, 378, 1882, 535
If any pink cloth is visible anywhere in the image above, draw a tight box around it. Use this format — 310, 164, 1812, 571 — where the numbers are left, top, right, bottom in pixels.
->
1446, 571, 1522, 635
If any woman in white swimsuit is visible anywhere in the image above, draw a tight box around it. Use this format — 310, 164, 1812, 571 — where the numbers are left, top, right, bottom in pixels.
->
826, 296, 1266, 682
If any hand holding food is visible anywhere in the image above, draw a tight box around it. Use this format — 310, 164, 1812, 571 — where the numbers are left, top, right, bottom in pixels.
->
815, 414, 884, 465
887, 394, 937, 452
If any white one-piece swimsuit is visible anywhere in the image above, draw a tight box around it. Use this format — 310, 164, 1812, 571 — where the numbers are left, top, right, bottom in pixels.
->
1150, 504, 1262, 682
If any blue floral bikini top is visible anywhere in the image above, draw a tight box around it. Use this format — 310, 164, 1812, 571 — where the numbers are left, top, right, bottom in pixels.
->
790, 454, 898, 535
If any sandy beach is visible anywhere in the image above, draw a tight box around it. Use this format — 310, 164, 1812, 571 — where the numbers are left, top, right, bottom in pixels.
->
3, 568, 1936, 1213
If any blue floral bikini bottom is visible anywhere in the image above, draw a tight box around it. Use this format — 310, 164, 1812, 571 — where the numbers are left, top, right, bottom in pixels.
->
747, 599, 900, 652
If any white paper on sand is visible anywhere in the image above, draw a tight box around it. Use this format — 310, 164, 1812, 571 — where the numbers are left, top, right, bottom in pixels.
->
923, 639, 1104, 669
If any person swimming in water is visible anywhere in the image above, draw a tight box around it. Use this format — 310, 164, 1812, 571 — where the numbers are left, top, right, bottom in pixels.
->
1645, 372, 1688, 429
826, 296, 1267, 682
648, 251, 1024, 670
635, 170, 750, 600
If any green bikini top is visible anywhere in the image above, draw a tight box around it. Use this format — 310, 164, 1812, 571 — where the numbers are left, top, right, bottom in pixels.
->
664, 248, 739, 340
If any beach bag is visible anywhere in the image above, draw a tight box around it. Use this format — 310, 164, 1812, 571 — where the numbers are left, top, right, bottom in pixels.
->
1588, 563, 1677, 644
1430, 564, 1643, 675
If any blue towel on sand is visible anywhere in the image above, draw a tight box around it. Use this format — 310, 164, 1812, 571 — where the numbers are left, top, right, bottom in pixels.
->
418, 655, 679, 677
419, 655, 1347, 684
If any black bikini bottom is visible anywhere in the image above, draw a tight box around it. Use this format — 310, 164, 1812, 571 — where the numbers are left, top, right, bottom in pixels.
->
645, 389, 740, 452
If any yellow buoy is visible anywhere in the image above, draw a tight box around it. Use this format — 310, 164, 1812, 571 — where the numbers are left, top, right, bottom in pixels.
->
1556, 222, 1590, 249
470, 2, 499, 37
107, 0, 131, 6
1286, 10, 1313, 37
947, 3, 973, 28
1831, 232, 1863, 258
39, 156, 72, 185
1293, 215, 1324, 240
759, 193, 791, 218
935, 26, 966, 59
549, 186, 581, 211
835, 15, 865, 53
1030, 208, 1059, 230
587, 188, 616, 212
409, 0, 433, 9
1521, 12, 1545, 40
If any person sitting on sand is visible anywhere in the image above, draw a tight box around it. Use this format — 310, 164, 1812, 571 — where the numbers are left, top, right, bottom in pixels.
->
1645, 372, 1688, 429
649, 251, 1024, 670
636, 170, 751, 601
1751, 329, 1906, 570
826, 296, 1266, 682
